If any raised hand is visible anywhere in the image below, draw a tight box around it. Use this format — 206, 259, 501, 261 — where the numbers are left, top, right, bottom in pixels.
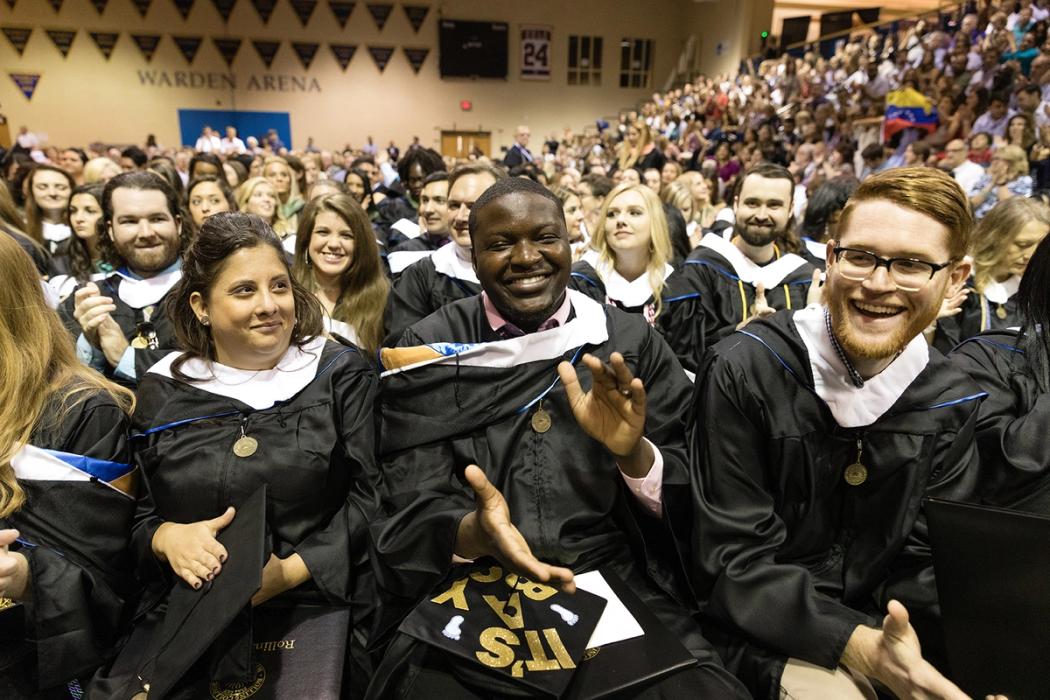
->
73, 283, 117, 349
151, 506, 235, 589
0, 529, 29, 601
97, 314, 130, 368
456, 465, 575, 593
737, 283, 777, 330
558, 352, 646, 460
937, 287, 971, 320
806, 268, 825, 306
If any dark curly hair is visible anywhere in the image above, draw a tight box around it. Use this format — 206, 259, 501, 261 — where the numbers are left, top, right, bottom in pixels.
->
164, 212, 324, 380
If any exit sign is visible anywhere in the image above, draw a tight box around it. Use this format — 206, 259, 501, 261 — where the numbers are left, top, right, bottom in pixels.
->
460, 99, 473, 111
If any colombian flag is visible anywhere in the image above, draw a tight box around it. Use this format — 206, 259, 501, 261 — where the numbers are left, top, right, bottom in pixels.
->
884, 87, 938, 140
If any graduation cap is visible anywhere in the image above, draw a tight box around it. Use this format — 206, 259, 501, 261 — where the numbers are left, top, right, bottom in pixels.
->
133, 485, 267, 698
399, 561, 606, 697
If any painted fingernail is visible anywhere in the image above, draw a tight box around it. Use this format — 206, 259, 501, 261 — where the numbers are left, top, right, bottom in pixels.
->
220, 555, 227, 563
193, 581, 201, 589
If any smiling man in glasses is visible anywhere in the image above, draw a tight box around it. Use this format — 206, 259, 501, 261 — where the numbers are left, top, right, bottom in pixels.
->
688, 168, 986, 698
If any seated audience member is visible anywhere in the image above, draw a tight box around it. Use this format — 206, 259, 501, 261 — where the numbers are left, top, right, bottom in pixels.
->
388, 172, 451, 271
795, 176, 859, 268
577, 172, 614, 241
264, 156, 305, 234
368, 177, 748, 698
236, 176, 290, 243
658, 163, 816, 372
47, 183, 109, 302
186, 175, 236, 235
377, 148, 446, 248
59, 147, 87, 186
933, 197, 1050, 352
293, 194, 389, 354
971, 144, 1033, 217
939, 138, 986, 196
0, 233, 138, 697
570, 183, 674, 322
59, 171, 187, 387
383, 163, 503, 344
98, 212, 378, 695
0, 178, 51, 277
188, 152, 222, 181
24, 165, 74, 273
969, 131, 994, 166
306, 178, 346, 201
145, 157, 186, 204
223, 159, 248, 190
951, 232, 1050, 512
677, 170, 721, 232
119, 146, 147, 172
550, 185, 589, 258
691, 168, 982, 698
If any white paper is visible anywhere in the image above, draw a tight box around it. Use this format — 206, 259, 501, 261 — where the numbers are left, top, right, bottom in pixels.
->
391, 218, 422, 239
574, 570, 645, 648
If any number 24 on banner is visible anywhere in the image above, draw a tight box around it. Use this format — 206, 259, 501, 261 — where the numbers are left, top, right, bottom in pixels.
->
521, 25, 551, 80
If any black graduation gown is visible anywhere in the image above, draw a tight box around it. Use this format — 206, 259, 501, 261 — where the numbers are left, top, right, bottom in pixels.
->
0, 388, 137, 698
57, 271, 180, 386
102, 338, 379, 695
799, 237, 828, 271
932, 280, 1021, 355
383, 255, 481, 347
367, 295, 747, 698
689, 311, 983, 696
376, 196, 417, 249
657, 242, 815, 373
390, 235, 444, 255
949, 329, 1050, 513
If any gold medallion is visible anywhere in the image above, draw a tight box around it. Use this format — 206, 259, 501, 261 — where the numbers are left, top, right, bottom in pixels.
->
131, 335, 149, 349
996, 305, 1008, 320
844, 462, 868, 486
531, 408, 552, 434
233, 435, 259, 458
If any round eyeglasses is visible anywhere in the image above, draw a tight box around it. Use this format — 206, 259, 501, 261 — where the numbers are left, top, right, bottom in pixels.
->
832, 247, 952, 292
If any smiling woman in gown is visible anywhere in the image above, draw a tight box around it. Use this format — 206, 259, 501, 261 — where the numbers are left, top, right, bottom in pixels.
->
98, 212, 379, 697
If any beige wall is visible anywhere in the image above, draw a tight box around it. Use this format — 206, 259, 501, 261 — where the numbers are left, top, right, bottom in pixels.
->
684, 0, 775, 78
1, 0, 701, 155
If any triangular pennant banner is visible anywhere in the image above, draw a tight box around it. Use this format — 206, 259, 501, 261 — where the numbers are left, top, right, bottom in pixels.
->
249, 0, 276, 23
89, 31, 118, 59
48, 0, 63, 12
2, 27, 33, 57
210, 0, 236, 21
90, 0, 108, 13
329, 43, 356, 71
172, 0, 194, 19
173, 34, 201, 63
9, 72, 40, 100
46, 29, 76, 58
3, 0, 15, 9
402, 46, 428, 74
212, 37, 241, 67
291, 41, 319, 70
367, 45, 393, 72
132, 33, 161, 62
402, 4, 428, 33
289, 0, 317, 27
132, 0, 152, 17
252, 39, 279, 68
366, 3, 392, 31
328, 1, 354, 29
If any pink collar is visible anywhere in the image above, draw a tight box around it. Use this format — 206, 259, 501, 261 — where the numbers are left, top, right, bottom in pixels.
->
482, 291, 572, 336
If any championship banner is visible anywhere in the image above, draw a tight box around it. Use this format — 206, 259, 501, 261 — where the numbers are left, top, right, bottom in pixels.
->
9, 72, 40, 100
173, 34, 201, 63
329, 43, 356, 71
328, 0, 354, 29
520, 25, 551, 80
132, 33, 161, 62
48, 0, 63, 12
402, 4, 428, 33
291, 41, 318, 69
367, 45, 393, 72
249, 0, 276, 23
2, 27, 33, 57
89, 31, 119, 60
132, 0, 153, 17
3, 1, 14, 10
402, 46, 428, 74
91, 0, 109, 14
210, 0, 236, 21
366, 3, 392, 31
252, 39, 279, 68
172, 0, 194, 19
289, 0, 318, 27
213, 37, 242, 67
46, 29, 76, 58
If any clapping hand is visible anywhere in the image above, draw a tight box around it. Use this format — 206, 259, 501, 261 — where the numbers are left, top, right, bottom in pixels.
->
455, 465, 575, 592
558, 352, 646, 461
73, 283, 116, 349
0, 529, 29, 601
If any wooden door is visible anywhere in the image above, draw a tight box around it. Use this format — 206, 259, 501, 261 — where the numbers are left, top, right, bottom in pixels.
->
440, 130, 492, 159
